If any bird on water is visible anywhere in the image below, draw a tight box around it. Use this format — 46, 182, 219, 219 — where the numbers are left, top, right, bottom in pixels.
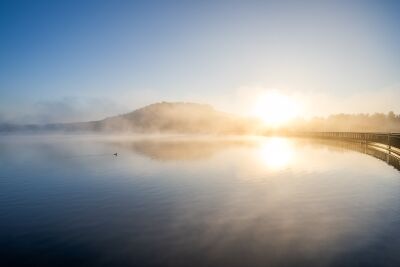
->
113, 153, 118, 156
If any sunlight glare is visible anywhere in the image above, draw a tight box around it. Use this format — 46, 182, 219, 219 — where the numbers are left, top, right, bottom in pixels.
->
258, 138, 294, 170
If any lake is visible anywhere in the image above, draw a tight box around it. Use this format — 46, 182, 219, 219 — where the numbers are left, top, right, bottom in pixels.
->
1, 135, 400, 267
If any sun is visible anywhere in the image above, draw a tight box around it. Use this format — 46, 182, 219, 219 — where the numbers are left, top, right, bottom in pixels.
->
251, 90, 300, 126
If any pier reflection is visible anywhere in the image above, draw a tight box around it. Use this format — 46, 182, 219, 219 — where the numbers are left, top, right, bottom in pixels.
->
306, 139, 400, 171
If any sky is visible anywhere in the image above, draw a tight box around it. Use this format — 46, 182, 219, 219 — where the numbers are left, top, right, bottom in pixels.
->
1, 0, 400, 123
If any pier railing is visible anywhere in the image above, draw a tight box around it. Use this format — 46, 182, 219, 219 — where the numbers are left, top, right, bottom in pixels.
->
291, 132, 400, 159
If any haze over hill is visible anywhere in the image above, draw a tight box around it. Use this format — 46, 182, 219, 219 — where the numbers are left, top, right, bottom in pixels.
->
1, 102, 400, 134
94, 102, 260, 134
0, 102, 260, 134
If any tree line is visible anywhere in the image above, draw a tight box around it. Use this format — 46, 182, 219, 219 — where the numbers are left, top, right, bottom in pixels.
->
289, 111, 400, 132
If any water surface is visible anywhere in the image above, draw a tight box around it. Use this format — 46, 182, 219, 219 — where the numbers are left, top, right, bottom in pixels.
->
1, 135, 400, 267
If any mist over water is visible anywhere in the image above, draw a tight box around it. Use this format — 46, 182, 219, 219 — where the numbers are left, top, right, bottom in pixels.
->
1, 135, 400, 267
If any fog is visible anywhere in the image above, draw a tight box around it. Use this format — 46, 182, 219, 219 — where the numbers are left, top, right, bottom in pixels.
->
1, 101, 400, 134
285, 112, 400, 133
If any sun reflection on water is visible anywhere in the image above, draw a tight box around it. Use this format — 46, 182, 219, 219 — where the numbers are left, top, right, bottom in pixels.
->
258, 137, 295, 170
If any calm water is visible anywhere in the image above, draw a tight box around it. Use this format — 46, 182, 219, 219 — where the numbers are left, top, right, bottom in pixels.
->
1, 135, 400, 267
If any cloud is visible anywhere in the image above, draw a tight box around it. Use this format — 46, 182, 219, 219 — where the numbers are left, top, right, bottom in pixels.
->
0, 113, 6, 123
3, 97, 129, 124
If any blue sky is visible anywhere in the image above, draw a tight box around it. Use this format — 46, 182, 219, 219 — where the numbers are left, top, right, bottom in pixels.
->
1, 0, 400, 123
